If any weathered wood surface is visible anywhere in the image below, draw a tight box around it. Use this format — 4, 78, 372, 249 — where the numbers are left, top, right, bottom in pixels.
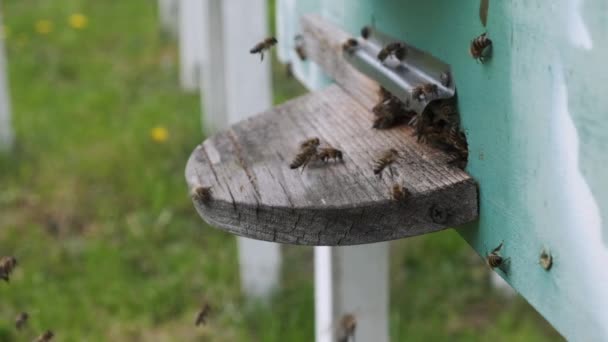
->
186, 84, 477, 245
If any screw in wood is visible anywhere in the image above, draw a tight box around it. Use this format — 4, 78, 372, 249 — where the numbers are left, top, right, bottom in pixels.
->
429, 205, 448, 224
539, 249, 553, 270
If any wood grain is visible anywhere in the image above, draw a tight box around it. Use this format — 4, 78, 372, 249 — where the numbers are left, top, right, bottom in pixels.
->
186, 85, 478, 245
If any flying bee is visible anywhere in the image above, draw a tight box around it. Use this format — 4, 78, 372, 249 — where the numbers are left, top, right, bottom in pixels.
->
361, 26, 372, 39
294, 34, 307, 60
0, 256, 17, 282
15, 312, 28, 330
35, 330, 54, 342
391, 184, 409, 201
337, 314, 357, 342
487, 242, 504, 269
373, 149, 399, 177
299, 137, 320, 149
377, 42, 407, 62
470, 32, 492, 63
342, 38, 359, 53
285, 63, 293, 78
290, 144, 318, 172
250, 37, 278, 61
195, 303, 211, 326
318, 147, 343, 163
191, 186, 212, 203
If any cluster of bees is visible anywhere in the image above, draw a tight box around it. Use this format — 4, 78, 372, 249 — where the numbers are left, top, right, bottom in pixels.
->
343, 28, 491, 172
1, 255, 55, 341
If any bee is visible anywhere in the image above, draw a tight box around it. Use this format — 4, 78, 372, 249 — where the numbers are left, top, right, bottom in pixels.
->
285, 63, 293, 78
35, 330, 54, 342
391, 184, 409, 201
299, 137, 320, 149
470, 32, 492, 63
0, 256, 17, 282
539, 249, 553, 270
290, 144, 318, 171
195, 303, 211, 326
373, 149, 399, 177
431, 101, 458, 125
15, 312, 28, 330
191, 186, 212, 203
377, 42, 407, 62
294, 34, 307, 60
411, 85, 424, 102
423, 83, 439, 98
318, 147, 343, 163
337, 314, 357, 342
361, 26, 372, 39
342, 38, 359, 53
250, 37, 278, 61
440, 71, 452, 87
487, 242, 504, 268
372, 111, 398, 129
412, 83, 438, 101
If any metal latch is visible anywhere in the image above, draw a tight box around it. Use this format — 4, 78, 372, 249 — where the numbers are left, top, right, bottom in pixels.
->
342, 26, 455, 115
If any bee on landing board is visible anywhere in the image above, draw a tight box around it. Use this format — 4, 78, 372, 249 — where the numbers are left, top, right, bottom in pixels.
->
470, 32, 492, 63
299, 137, 320, 149
377, 42, 407, 62
373, 149, 399, 178
35, 330, 54, 342
290, 144, 319, 172
487, 242, 504, 269
250, 37, 278, 61
15, 312, 28, 330
318, 147, 343, 163
195, 303, 211, 326
337, 313, 357, 342
0, 256, 17, 282
191, 186, 212, 203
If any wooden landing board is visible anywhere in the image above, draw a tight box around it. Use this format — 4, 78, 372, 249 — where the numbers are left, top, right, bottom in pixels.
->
186, 84, 477, 245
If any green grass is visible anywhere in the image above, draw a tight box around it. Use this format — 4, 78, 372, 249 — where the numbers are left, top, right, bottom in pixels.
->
0, 0, 561, 341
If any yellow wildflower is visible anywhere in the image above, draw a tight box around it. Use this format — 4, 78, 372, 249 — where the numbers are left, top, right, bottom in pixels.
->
150, 126, 169, 143
68, 13, 88, 29
35, 20, 53, 35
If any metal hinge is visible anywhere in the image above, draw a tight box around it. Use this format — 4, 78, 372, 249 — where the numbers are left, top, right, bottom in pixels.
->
342, 26, 455, 115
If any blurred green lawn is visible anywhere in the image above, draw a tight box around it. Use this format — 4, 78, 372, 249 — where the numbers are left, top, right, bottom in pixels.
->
0, 1, 562, 341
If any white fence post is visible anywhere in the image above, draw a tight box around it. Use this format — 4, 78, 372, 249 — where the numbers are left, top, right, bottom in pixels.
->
315, 244, 389, 342
199, 0, 281, 299
157, 0, 179, 37
178, 0, 206, 91
0, 9, 13, 152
